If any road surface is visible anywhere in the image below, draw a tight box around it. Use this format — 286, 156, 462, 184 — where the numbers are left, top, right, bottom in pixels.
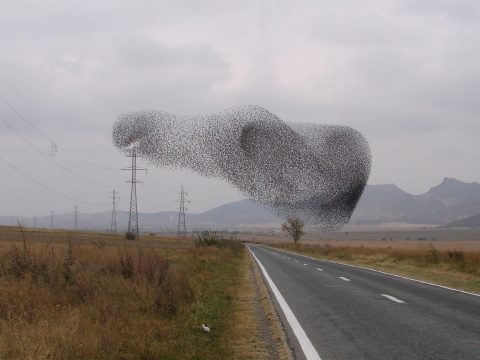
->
248, 244, 480, 360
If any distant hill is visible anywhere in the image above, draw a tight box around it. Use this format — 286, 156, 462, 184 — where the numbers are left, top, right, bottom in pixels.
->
0, 200, 280, 232
350, 177, 480, 225
445, 214, 480, 228
195, 199, 280, 225
2, 177, 479, 230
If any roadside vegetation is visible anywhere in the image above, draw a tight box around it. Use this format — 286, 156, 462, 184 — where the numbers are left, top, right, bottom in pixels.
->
270, 241, 480, 293
0, 225, 251, 359
281, 217, 305, 246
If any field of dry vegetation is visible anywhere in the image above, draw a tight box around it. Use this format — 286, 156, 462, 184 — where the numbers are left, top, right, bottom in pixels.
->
271, 241, 480, 293
0, 226, 249, 359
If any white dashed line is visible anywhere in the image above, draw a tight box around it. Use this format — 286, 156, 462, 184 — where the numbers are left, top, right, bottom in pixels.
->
338, 277, 351, 282
295, 260, 299, 263
381, 294, 405, 303
266, 246, 480, 298
303, 263, 308, 266
315, 268, 323, 271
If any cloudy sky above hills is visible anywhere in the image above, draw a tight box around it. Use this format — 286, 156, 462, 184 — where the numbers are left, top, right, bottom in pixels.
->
0, 0, 479, 217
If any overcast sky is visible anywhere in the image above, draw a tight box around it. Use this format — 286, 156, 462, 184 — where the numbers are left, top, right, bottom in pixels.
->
1, 0, 479, 218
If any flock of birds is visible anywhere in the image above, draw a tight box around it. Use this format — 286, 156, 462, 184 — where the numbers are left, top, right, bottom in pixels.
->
113, 105, 370, 230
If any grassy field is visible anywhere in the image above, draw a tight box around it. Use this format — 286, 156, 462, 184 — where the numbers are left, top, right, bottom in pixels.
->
269, 241, 480, 294
0, 226, 257, 360
219, 228, 480, 249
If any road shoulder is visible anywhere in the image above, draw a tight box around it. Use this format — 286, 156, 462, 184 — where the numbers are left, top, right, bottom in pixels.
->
230, 246, 293, 360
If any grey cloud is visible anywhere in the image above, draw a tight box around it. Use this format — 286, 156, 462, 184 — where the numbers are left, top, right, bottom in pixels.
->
114, 35, 228, 71
399, 0, 480, 22
0, 0, 479, 216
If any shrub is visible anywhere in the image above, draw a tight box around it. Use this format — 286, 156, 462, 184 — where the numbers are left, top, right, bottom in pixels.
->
196, 231, 223, 247
62, 241, 75, 284
154, 267, 194, 316
447, 249, 466, 271
125, 231, 136, 240
424, 243, 439, 264
119, 250, 134, 278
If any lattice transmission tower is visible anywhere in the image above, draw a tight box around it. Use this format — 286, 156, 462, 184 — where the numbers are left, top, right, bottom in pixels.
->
110, 190, 119, 232
176, 185, 190, 239
74, 205, 78, 231
122, 148, 146, 240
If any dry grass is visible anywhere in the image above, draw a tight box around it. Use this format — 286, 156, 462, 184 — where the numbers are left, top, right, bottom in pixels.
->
0, 226, 246, 359
228, 250, 293, 360
270, 242, 480, 293
228, 251, 271, 359
297, 239, 480, 251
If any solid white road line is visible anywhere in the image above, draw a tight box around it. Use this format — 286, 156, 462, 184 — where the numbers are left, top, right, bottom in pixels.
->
315, 268, 324, 271
381, 294, 405, 303
327, 260, 480, 298
248, 247, 322, 360
265, 246, 480, 298
339, 277, 351, 282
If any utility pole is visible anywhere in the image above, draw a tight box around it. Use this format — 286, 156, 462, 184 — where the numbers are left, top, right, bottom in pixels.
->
74, 205, 78, 232
122, 148, 146, 240
176, 185, 190, 239
33, 215, 36, 228
110, 190, 119, 233
50, 210, 54, 229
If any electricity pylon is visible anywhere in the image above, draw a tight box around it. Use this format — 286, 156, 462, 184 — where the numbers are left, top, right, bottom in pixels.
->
74, 205, 78, 231
176, 185, 190, 239
122, 148, 146, 240
110, 190, 119, 232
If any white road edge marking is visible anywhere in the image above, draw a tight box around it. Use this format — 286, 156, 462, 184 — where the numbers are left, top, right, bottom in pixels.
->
339, 276, 351, 282
248, 247, 322, 360
266, 246, 480, 298
316, 268, 324, 271
381, 294, 405, 303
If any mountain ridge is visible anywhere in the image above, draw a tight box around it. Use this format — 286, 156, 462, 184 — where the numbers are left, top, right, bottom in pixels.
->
1, 177, 479, 230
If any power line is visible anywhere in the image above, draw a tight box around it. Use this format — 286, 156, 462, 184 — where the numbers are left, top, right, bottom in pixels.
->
0, 90, 118, 171
0, 153, 109, 206
0, 115, 119, 188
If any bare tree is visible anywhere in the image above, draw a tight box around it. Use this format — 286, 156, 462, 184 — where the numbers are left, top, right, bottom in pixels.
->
281, 217, 305, 245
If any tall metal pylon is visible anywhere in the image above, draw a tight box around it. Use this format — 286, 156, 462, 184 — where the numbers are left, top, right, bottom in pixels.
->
176, 185, 190, 239
110, 190, 119, 233
122, 148, 146, 240
74, 205, 78, 231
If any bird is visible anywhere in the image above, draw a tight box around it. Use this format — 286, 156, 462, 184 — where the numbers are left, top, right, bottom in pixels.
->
201, 323, 210, 333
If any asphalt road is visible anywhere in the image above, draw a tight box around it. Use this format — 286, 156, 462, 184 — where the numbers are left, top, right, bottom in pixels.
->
248, 244, 480, 360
